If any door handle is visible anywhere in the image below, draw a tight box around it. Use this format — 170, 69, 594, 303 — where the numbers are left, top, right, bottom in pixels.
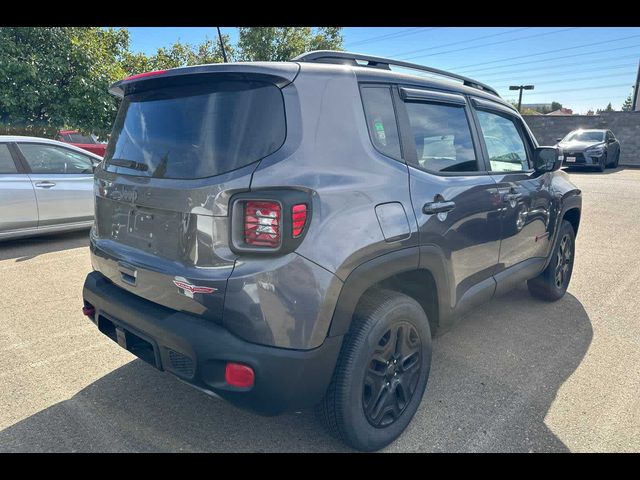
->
423, 200, 456, 214
35, 181, 56, 188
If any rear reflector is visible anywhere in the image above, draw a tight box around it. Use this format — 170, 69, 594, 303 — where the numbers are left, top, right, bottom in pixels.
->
124, 70, 167, 81
82, 306, 95, 317
244, 201, 281, 247
225, 362, 255, 388
291, 204, 308, 238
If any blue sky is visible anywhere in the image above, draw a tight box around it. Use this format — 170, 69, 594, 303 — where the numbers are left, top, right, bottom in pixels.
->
126, 27, 640, 114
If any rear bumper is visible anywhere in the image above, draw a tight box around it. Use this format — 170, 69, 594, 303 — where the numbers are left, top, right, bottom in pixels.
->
82, 271, 343, 415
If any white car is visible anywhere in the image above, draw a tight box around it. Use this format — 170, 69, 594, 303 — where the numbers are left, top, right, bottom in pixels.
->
0, 135, 102, 241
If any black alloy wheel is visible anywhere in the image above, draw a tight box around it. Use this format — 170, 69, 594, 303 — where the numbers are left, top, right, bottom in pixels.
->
554, 233, 573, 290
362, 322, 422, 428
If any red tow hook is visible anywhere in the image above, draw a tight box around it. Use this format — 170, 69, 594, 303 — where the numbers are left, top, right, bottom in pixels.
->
82, 306, 96, 317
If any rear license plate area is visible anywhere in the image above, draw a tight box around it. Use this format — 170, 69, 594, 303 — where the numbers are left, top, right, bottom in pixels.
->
98, 315, 161, 369
566, 156, 576, 162
128, 210, 155, 245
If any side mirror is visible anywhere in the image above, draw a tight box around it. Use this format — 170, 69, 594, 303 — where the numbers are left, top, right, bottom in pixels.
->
533, 146, 562, 173
607, 137, 615, 143
556, 137, 562, 143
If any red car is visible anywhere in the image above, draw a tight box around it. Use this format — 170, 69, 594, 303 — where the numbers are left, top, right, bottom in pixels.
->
57, 130, 107, 157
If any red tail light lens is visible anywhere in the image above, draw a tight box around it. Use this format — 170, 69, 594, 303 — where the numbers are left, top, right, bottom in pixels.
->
292, 204, 308, 238
225, 362, 255, 388
244, 201, 281, 247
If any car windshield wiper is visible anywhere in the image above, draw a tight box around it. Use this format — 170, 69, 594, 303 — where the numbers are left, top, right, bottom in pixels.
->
108, 158, 149, 171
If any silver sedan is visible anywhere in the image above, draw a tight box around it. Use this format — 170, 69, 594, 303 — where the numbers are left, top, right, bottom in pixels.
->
0, 136, 102, 241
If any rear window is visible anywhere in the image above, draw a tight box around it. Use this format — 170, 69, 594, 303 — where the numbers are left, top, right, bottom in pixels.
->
67, 133, 96, 144
104, 81, 286, 179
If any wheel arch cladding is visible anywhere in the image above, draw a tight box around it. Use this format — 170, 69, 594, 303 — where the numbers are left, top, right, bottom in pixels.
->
328, 247, 447, 338
563, 207, 581, 235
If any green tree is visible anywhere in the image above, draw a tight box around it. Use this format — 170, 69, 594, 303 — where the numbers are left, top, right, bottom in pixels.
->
550, 101, 563, 112
121, 36, 234, 76
237, 27, 343, 61
0, 27, 128, 138
622, 92, 634, 111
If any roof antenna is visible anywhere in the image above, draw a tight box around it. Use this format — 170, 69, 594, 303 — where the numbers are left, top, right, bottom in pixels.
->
216, 27, 228, 63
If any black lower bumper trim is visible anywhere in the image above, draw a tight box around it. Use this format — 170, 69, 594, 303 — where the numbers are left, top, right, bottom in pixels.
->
83, 271, 343, 415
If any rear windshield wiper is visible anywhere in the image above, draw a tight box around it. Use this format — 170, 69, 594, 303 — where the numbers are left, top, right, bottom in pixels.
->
109, 158, 149, 171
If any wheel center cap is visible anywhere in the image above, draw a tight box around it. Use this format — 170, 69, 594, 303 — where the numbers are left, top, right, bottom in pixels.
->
386, 360, 398, 377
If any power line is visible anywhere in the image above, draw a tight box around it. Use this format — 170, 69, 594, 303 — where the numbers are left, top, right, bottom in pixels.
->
493, 69, 637, 89
470, 55, 640, 80
402, 28, 578, 61
391, 27, 531, 58
458, 44, 640, 76
345, 27, 436, 47
504, 94, 629, 103
447, 33, 640, 71
501, 83, 632, 97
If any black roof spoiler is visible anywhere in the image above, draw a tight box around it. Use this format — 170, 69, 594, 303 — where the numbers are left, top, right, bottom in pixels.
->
108, 62, 300, 98
293, 50, 500, 98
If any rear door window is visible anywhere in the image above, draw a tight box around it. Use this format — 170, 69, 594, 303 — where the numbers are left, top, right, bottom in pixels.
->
104, 81, 286, 179
405, 101, 479, 173
18, 144, 95, 174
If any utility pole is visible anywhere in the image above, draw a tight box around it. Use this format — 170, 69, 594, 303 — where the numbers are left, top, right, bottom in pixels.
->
509, 85, 535, 112
632, 60, 640, 111
216, 27, 228, 63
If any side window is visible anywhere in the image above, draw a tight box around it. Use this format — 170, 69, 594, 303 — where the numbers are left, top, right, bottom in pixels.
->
0, 144, 18, 174
360, 86, 402, 160
19, 144, 94, 174
405, 101, 478, 173
476, 110, 530, 172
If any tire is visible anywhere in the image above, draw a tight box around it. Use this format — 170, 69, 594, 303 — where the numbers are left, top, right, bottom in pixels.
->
614, 151, 620, 168
527, 220, 575, 301
316, 289, 432, 451
597, 152, 606, 172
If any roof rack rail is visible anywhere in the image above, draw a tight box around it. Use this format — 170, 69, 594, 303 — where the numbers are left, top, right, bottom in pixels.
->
292, 50, 500, 98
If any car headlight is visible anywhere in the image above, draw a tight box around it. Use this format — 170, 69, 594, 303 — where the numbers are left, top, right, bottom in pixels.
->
585, 146, 604, 156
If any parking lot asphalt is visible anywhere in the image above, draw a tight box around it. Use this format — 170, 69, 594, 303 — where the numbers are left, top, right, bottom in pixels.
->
1, 167, 639, 452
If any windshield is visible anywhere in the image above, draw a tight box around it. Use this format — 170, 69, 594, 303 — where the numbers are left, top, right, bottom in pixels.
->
564, 131, 604, 143
104, 80, 286, 179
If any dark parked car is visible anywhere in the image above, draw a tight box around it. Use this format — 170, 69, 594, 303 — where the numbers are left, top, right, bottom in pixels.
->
82, 51, 582, 451
556, 129, 620, 172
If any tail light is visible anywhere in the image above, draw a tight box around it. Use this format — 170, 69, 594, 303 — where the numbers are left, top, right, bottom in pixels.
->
230, 191, 311, 254
244, 201, 282, 247
292, 204, 308, 238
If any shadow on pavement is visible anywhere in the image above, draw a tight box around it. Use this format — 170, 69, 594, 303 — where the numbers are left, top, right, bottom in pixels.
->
0, 230, 90, 262
563, 165, 629, 175
0, 284, 592, 452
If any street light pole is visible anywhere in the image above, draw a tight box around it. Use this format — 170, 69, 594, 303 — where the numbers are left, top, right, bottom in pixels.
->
632, 60, 640, 111
509, 85, 535, 112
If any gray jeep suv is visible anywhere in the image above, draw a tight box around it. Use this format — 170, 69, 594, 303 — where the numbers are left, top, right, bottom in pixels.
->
82, 51, 582, 451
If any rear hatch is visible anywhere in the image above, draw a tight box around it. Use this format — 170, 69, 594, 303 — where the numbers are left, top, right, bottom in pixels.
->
92, 64, 298, 321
